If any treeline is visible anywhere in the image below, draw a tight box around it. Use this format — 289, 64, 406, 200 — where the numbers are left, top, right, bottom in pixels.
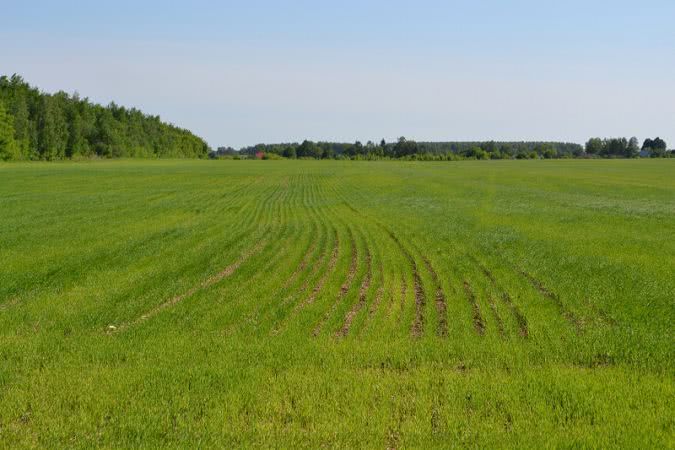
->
231, 139, 584, 160
585, 136, 669, 158
221, 136, 671, 160
0, 74, 210, 161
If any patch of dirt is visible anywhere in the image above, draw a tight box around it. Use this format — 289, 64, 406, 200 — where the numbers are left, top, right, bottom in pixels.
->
271, 231, 340, 335
411, 270, 425, 338
480, 265, 529, 338
463, 280, 485, 335
336, 249, 372, 337
368, 284, 385, 320
359, 259, 385, 337
422, 256, 448, 338
378, 227, 425, 338
312, 229, 358, 337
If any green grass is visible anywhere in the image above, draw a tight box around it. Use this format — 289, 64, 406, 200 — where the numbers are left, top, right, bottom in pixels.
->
1, 159, 673, 448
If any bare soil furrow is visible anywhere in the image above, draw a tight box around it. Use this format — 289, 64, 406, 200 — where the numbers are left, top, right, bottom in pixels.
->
463, 280, 485, 335
325, 198, 426, 338
271, 231, 339, 335
359, 257, 385, 336
312, 230, 358, 337
422, 256, 448, 337
336, 249, 372, 337
374, 227, 426, 338
367, 278, 385, 321
410, 270, 425, 338
479, 265, 529, 337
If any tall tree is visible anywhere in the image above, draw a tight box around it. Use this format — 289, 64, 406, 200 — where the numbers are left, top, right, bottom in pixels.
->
0, 100, 18, 160
642, 138, 654, 151
37, 95, 69, 159
627, 137, 640, 158
585, 138, 604, 155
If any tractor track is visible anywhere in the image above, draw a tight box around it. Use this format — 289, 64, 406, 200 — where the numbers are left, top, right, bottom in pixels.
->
366, 267, 385, 322
336, 249, 372, 338
480, 265, 529, 337
312, 229, 358, 337
463, 280, 485, 335
271, 229, 339, 335
422, 256, 448, 337
377, 228, 425, 338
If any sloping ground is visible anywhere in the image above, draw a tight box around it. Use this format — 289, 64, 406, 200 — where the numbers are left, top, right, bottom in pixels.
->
0, 159, 673, 448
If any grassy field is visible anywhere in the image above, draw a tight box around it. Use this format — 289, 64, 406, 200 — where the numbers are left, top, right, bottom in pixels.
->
0, 159, 673, 448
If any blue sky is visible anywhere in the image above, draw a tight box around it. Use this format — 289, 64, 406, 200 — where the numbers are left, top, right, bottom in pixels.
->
3, 1, 674, 148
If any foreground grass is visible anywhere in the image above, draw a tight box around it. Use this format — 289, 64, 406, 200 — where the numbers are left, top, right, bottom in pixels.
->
0, 159, 673, 448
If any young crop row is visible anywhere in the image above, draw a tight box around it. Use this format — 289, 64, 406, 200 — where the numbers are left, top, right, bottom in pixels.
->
102, 173, 581, 342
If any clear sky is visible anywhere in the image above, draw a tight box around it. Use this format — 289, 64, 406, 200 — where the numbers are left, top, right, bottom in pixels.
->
3, 1, 674, 149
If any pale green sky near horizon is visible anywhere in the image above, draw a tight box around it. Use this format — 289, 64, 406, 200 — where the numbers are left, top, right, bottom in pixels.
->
3, 1, 674, 148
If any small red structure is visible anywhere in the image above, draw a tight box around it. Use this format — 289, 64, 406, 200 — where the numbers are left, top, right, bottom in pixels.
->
255, 151, 265, 160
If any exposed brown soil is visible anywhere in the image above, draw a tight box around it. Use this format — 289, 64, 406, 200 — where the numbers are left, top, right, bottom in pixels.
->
480, 265, 529, 338
336, 249, 372, 337
334, 201, 432, 338
313, 230, 358, 337
410, 270, 425, 338
422, 256, 448, 337
368, 283, 385, 320
111, 239, 268, 333
378, 227, 425, 338
271, 231, 340, 335
463, 280, 485, 335
360, 260, 385, 336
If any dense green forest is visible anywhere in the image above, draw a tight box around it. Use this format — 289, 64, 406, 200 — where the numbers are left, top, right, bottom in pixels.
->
230, 136, 672, 160
0, 75, 210, 160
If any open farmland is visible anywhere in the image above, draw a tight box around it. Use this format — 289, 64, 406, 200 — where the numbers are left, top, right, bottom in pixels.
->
0, 159, 673, 447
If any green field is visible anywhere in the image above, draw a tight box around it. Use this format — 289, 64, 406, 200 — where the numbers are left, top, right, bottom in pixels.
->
1, 160, 673, 448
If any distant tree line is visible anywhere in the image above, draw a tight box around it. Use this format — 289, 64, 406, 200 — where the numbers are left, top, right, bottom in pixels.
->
0, 74, 210, 161
584, 136, 670, 158
217, 136, 672, 160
